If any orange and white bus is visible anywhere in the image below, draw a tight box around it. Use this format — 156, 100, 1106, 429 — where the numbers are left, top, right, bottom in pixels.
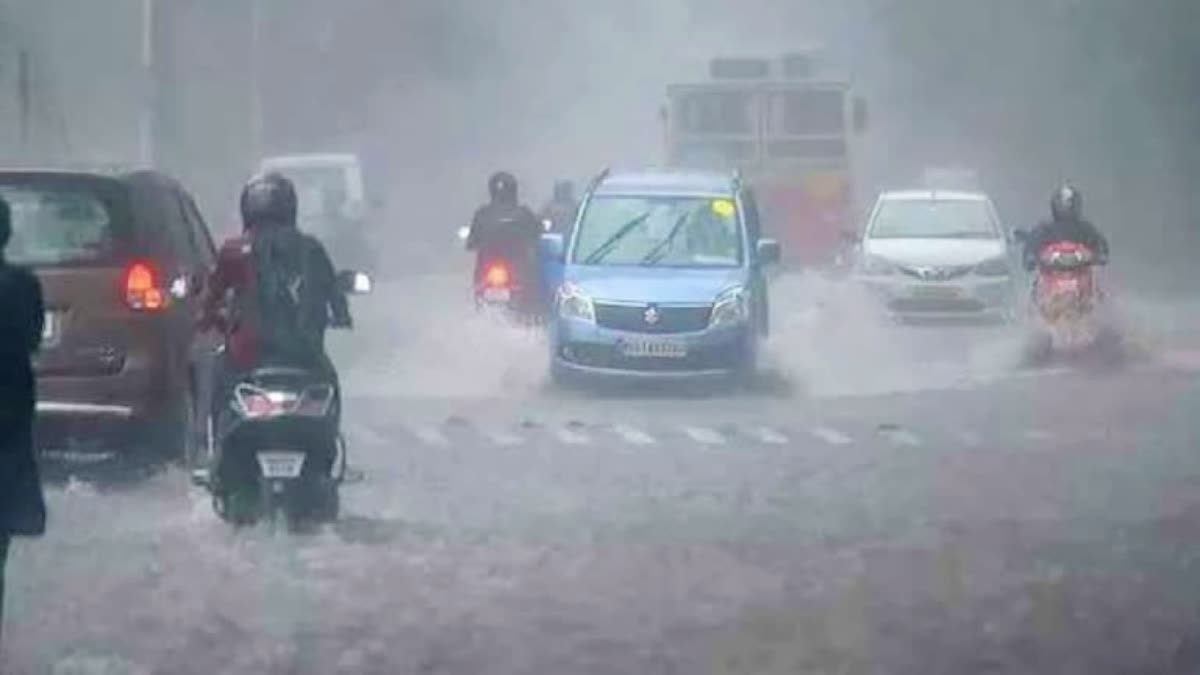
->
662, 52, 868, 267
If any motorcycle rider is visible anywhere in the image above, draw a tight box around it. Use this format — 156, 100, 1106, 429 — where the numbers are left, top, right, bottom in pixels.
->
1022, 184, 1109, 271
466, 171, 544, 310
201, 172, 352, 439
539, 179, 579, 236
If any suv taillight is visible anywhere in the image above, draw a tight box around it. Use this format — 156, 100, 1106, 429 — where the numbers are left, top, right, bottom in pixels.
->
124, 261, 168, 311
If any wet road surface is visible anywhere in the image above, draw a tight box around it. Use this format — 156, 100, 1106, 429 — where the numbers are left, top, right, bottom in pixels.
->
7, 273, 1200, 674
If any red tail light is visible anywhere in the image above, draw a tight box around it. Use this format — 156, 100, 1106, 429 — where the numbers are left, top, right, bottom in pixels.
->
124, 261, 167, 311
484, 263, 512, 288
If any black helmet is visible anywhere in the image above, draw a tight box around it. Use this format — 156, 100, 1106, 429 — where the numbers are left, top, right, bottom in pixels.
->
1050, 183, 1082, 221
240, 172, 298, 230
553, 179, 575, 202
488, 171, 518, 204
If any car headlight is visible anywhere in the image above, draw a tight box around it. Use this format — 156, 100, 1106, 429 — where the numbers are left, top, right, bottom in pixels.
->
859, 254, 896, 276
974, 256, 1011, 277
709, 286, 750, 328
557, 282, 595, 323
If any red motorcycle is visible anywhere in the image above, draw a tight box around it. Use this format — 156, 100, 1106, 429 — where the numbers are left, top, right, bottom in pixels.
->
1029, 240, 1104, 356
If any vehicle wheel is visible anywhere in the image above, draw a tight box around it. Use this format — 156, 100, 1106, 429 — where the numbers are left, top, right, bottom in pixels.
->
313, 482, 340, 522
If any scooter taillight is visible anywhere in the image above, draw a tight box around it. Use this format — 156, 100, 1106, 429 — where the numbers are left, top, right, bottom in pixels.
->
484, 263, 512, 288
233, 383, 333, 419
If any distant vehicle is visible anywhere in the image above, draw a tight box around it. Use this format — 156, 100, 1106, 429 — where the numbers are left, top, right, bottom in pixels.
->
661, 50, 868, 268
853, 189, 1018, 322
257, 153, 378, 273
542, 168, 780, 384
3, 169, 219, 461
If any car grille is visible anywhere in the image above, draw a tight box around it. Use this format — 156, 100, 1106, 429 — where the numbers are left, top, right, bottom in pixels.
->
888, 298, 986, 313
593, 303, 712, 334
561, 343, 740, 372
897, 265, 973, 281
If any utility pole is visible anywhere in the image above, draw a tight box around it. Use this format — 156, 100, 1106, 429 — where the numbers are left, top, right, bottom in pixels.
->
250, 0, 264, 159
17, 48, 30, 158
139, 0, 155, 166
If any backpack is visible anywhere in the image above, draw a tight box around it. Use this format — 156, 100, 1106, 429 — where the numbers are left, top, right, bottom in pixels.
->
250, 230, 319, 364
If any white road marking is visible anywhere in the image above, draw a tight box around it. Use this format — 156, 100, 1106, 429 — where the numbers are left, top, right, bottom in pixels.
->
412, 426, 450, 446
483, 429, 524, 446
555, 427, 590, 445
613, 425, 656, 445
685, 426, 726, 445
810, 426, 853, 446
753, 427, 790, 444
958, 430, 983, 447
884, 429, 922, 447
1024, 429, 1055, 441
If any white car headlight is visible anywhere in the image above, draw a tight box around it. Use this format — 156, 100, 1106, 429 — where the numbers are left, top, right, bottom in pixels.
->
859, 254, 896, 276
709, 286, 750, 328
557, 282, 595, 323
974, 256, 1011, 277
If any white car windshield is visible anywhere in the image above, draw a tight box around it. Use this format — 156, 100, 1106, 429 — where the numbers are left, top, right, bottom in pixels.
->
572, 195, 743, 267
870, 198, 999, 239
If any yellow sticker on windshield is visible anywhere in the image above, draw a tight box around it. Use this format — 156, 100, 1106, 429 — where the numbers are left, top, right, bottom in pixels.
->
711, 199, 736, 218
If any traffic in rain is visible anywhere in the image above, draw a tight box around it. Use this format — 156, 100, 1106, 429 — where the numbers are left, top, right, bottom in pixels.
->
2, 1, 1200, 673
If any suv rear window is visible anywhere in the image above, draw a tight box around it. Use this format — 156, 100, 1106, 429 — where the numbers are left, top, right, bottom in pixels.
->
0, 181, 120, 266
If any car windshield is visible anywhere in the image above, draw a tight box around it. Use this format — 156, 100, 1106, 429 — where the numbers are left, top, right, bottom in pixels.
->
0, 184, 115, 265
870, 198, 999, 239
572, 195, 743, 267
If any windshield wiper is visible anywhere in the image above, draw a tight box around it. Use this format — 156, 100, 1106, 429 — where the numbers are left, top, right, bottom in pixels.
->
640, 212, 691, 266
583, 211, 652, 264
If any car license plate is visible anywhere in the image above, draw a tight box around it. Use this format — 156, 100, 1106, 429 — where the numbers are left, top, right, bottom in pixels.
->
482, 287, 511, 303
620, 338, 687, 359
911, 284, 961, 300
256, 451, 306, 479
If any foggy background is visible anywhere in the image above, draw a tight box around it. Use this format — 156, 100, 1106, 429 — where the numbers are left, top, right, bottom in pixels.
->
0, 0, 1196, 288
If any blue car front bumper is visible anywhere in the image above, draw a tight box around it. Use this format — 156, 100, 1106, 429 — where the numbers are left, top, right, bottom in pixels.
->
550, 317, 756, 381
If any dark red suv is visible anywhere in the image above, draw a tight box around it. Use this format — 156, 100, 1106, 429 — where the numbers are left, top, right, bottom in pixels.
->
1, 170, 220, 461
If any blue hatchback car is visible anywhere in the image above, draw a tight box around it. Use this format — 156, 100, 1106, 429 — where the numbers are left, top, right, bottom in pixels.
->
541, 169, 780, 383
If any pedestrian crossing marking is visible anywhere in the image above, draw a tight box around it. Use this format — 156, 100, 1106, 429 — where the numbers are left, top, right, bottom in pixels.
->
810, 426, 853, 446
685, 426, 726, 445
613, 425, 656, 445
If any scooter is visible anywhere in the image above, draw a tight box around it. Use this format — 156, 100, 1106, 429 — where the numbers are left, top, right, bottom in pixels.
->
1027, 240, 1107, 359
194, 270, 372, 532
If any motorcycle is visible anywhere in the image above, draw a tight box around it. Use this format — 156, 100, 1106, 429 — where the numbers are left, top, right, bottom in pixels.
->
1028, 240, 1105, 358
457, 223, 551, 325
194, 270, 372, 532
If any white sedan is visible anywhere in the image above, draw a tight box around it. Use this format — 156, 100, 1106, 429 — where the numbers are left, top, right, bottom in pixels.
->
853, 190, 1019, 322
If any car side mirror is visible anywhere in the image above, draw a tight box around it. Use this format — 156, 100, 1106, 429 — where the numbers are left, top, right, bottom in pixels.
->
756, 238, 781, 265
337, 270, 373, 295
540, 232, 566, 263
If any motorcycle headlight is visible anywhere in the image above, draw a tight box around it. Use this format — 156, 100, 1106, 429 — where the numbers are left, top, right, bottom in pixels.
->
975, 256, 1011, 277
709, 286, 750, 328
557, 282, 595, 323
859, 254, 896, 276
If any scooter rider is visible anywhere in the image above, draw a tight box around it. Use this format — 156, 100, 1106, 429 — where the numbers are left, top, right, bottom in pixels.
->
1022, 184, 1109, 271
201, 172, 352, 438
466, 171, 544, 308
540, 179, 579, 236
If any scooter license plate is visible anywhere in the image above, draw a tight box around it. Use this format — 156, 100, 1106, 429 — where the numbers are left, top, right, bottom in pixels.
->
482, 287, 512, 303
257, 451, 306, 479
